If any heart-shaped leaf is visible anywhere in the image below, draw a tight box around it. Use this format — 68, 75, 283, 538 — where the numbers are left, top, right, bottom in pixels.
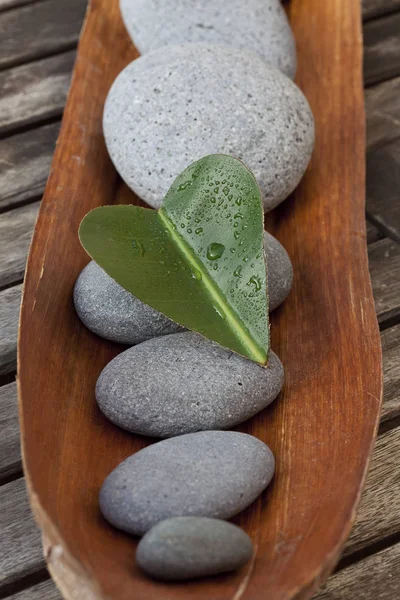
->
79, 155, 269, 364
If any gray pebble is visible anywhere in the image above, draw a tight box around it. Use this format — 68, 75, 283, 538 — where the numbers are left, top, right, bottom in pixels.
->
264, 231, 293, 311
120, 0, 296, 79
99, 430, 275, 535
136, 517, 253, 581
74, 232, 291, 344
103, 43, 315, 212
73, 261, 182, 345
96, 331, 284, 437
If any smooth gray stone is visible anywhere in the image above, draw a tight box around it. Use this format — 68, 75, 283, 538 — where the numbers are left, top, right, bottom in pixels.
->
74, 232, 291, 345
73, 261, 182, 345
99, 430, 275, 535
120, 0, 296, 79
136, 517, 253, 581
264, 231, 293, 311
96, 331, 284, 437
103, 43, 314, 212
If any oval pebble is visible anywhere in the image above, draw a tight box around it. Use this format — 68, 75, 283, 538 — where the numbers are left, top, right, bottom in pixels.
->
74, 233, 291, 345
136, 517, 253, 581
73, 261, 182, 345
96, 331, 284, 438
99, 430, 275, 535
103, 43, 315, 212
120, 0, 296, 79
264, 231, 293, 311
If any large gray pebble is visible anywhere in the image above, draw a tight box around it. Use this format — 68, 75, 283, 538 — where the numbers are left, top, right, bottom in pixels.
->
96, 331, 284, 438
74, 233, 291, 344
120, 0, 296, 79
73, 261, 182, 344
103, 43, 314, 212
99, 430, 275, 535
136, 517, 253, 581
264, 231, 293, 311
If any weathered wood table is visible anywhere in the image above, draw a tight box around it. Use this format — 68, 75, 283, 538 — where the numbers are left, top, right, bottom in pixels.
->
0, 0, 399, 598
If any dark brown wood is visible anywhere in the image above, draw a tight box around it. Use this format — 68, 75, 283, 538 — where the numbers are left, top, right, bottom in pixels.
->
366, 76, 400, 150
0, 478, 45, 588
363, 0, 400, 20
0, 123, 59, 211
0, 381, 21, 481
0, 0, 86, 70
314, 541, 400, 599
367, 138, 400, 243
364, 12, 400, 85
0, 51, 75, 137
18, 1, 382, 599
0, 284, 21, 376
0, 202, 38, 288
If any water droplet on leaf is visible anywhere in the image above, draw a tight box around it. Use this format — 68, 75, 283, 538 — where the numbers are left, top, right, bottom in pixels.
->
207, 242, 225, 260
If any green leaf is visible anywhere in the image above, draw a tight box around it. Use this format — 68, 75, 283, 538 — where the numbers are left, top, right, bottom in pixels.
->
79, 155, 269, 364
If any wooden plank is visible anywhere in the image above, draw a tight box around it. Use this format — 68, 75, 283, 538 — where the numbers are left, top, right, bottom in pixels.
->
0, 51, 75, 137
366, 220, 382, 244
0, 0, 38, 11
381, 324, 400, 425
0, 202, 39, 288
343, 426, 400, 556
366, 77, 400, 150
367, 138, 400, 243
0, 284, 22, 376
0, 381, 20, 481
0, 477, 45, 589
7, 579, 61, 600
369, 238, 400, 325
0, 123, 59, 211
363, 0, 400, 20
364, 12, 400, 86
0, 0, 86, 70
314, 542, 400, 599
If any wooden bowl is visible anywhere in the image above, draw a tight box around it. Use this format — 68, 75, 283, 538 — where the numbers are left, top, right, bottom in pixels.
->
18, 0, 382, 598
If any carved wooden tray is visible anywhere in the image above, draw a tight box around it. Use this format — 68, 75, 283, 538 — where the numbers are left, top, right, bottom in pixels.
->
18, 0, 382, 598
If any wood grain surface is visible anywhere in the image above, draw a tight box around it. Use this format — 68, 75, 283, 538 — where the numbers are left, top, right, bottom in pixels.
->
18, 0, 382, 599
0, 51, 75, 137
0, 123, 59, 211
364, 11, 400, 85
0, 284, 21, 376
0, 0, 86, 70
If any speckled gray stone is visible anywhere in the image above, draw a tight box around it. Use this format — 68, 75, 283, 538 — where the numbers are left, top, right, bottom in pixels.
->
73, 261, 182, 345
96, 331, 284, 437
264, 231, 293, 311
74, 233, 290, 345
120, 0, 296, 79
99, 430, 275, 535
103, 43, 315, 212
136, 517, 253, 581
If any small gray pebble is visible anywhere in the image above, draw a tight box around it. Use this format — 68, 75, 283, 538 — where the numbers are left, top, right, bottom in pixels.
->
264, 231, 293, 311
103, 43, 315, 212
73, 261, 182, 344
120, 0, 296, 79
136, 517, 253, 581
96, 331, 284, 437
99, 430, 275, 535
